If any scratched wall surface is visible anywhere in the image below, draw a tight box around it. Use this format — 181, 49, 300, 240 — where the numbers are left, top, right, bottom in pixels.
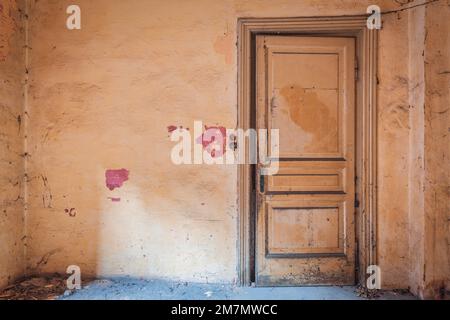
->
422, 1, 450, 299
0, 0, 25, 288
377, 9, 412, 288
23, 0, 444, 289
408, 5, 427, 298
406, 2, 450, 299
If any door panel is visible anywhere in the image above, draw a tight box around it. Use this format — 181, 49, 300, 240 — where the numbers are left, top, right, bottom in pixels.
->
267, 161, 346, 193
266, 200, 344, 256
256, 36, 356, 286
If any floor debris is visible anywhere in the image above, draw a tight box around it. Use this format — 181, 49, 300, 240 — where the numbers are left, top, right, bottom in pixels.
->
0, 276, 416, 300
0, 274, 70, 300
354, 285, 388, 299
354, 286, 415, 299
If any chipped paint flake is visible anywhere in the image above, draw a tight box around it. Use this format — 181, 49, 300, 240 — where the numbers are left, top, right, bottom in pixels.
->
167, 125, 177, 133
105, 169, 129, 190
196, 126, 227, 158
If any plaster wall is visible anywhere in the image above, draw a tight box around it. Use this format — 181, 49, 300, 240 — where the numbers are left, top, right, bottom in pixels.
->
407, 4, 426, 298
0, 0, 26, 288
406, 1, 450, 299
422, 0, 450, 298
3, 0, 445, 293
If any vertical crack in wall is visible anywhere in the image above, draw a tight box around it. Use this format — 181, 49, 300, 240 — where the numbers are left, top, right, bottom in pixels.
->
22, 0, 30, 277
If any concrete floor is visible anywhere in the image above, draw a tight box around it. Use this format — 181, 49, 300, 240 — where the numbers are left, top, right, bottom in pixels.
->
60, 278, 416, 300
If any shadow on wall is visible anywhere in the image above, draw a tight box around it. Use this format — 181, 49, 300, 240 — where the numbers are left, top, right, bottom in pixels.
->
26, 144, 237, 283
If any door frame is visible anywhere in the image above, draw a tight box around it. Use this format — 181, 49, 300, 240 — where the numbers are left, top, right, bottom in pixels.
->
237, 16, 378, 286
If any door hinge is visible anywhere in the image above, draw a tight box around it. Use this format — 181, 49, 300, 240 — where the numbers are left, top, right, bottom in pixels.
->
355, 57, 359, 81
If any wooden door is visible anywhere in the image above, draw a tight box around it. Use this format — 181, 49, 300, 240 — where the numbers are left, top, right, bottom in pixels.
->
255, 36, 356, 285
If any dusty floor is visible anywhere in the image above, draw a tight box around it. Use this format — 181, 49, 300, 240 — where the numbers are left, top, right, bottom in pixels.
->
0, 276, 416, 300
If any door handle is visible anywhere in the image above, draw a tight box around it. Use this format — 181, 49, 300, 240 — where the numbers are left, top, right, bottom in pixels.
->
260, 173, 265, 193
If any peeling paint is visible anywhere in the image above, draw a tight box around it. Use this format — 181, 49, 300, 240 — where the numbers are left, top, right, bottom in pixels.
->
105, 169, 129, 190
196, 126, 227, 158
15, 0, 449, 292
167, 125, 177, 133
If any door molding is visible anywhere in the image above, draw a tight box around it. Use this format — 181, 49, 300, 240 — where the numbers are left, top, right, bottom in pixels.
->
237, 16, 378, 286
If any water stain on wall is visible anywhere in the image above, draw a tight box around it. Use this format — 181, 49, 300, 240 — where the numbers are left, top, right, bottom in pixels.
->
213, 31, 233, 65
279, 85, 337, 152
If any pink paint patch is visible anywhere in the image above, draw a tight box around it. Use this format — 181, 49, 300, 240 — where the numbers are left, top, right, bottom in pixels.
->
108, 197, 121, 202
105, 169, 129, 190
196, 126, 227, 158
167, 125, 188, 133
